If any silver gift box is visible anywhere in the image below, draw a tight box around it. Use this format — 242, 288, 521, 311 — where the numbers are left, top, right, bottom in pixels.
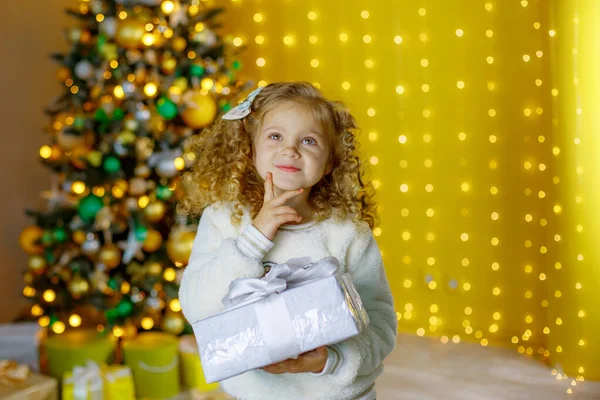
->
191, 272, 369, 383
0, 322, 42, 372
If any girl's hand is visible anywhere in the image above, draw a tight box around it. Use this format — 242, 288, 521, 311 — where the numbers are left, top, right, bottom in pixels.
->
262, 346, 328, 374
252, 171, 304, 240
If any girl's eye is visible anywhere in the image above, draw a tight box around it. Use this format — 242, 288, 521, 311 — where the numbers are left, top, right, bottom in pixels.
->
267, 134, 317, 146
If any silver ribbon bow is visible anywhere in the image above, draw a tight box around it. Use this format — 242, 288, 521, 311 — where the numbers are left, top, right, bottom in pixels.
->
221, 256, 340, 310
65, 361, 104, 400
221, 86, 264, 120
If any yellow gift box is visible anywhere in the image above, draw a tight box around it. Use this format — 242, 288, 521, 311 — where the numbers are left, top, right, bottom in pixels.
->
178, 335, 219, 393
62, 361, 135, 400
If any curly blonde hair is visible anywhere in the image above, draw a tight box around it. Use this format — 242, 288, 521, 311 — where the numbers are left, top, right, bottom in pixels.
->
177, 81, 379, 229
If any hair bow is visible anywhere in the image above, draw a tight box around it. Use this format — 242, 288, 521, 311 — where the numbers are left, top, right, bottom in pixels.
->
221, 86, 263, 120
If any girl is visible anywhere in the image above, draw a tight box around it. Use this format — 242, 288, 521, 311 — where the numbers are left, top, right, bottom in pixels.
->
178, 82, 397, 400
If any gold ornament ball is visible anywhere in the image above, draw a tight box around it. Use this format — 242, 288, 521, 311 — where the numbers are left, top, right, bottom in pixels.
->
144, 201, 166, 223
99, 244, 122, 269
19, 226, 44, 255
143, 230, 163, 252
28, 255, 47, 274
57, 67, 70, 81
124, 117, 139, 132
116, 18, 146, 49
145, 261, 163, 276
161, 58, 177, 75
68, 276, 90, 299
70, 145, 91, 169
134, 164, 151, 178
181, 91, 217, 129
57, 130, 85, 151
161, 313, 185, 335
72, 230, 87, 245
172, 37, 187, 52
167, 231, 195, 264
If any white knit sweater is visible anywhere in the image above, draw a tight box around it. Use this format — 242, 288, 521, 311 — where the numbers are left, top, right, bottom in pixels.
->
179, 201, 397, 400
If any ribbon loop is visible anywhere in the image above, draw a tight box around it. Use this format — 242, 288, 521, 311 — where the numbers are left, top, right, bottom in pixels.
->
221, 256, 340, 310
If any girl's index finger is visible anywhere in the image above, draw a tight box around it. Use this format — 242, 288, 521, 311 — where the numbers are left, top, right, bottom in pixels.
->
264, 172, 273, 202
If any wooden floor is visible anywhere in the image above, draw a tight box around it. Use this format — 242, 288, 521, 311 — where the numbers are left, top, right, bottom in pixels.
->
376, 334, 600, 400
191, 333, 600, 400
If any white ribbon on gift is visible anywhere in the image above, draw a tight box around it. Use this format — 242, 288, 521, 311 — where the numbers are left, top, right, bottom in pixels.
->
65, 360, 104, 400
219, 256, 340, 363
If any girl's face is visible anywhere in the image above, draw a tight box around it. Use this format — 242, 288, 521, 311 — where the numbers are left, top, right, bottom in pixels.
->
253, 101, 332, 195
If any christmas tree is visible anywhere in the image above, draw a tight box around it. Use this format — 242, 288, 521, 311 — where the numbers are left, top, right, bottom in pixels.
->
18, 0, 251, 338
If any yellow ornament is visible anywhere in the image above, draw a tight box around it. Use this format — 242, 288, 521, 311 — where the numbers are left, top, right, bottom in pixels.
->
28, 255, 47, 274
161, 58, 177, 75
87, 151, 103, 168
172, 37, 187, 52
116, 18, 146, 49
181, 91, 217, 129
68, 276, 90, 299
145, 261, 163, 277
161, 313, 185, 335
101, 43, 118, 60
99, 244, 122, 269
167, 230, 195, 264
143, 229, 163, 252
144, 201, 166, 223
173, 77, 188, 92
19, 226, 44, 255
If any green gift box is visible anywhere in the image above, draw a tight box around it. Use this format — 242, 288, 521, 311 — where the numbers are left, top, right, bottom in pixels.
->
122, 332, 180, 399
46, 330, 117, 381
178, 335, 220, 393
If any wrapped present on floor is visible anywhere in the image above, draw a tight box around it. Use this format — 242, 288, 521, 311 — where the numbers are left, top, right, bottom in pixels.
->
179, 335, 220, 393
122, 332, 180, 399
46, 330, 117, 381
62, 361, 135, 400
191, 256, 370, 384
0, 322, 43, 372
0, 360, 58, 400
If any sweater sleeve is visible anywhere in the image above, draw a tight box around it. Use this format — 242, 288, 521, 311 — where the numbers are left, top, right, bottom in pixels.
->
320, 224, 398, 384
178, 203, 275, 324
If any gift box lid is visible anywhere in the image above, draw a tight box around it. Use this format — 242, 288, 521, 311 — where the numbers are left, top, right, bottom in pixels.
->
46, 330, 116, 350
122, 332, 178, 351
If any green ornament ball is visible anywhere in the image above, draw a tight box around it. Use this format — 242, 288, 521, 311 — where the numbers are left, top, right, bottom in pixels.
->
156, 185, 172, 201
134, 225, 148, 242
49, 314, 59, 326
222, 103, 232, 112
108, 278, 118, 290
103, 156, 121, 173
53, 227, 67, 243
78, 194, 104, 223
73, 116, 86, 130
115, 299, 133, 317
157, 97, 178, 120
45, 249, 56, 264
113, 108, 125, 120
105, 308, 117, 322
94, 109, 108, 122
41, 231, 54, 246
189, 65, 205, 77
232, 60, 241, 70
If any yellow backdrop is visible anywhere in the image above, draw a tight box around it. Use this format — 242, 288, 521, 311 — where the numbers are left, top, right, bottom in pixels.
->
215, 0, 599, 381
